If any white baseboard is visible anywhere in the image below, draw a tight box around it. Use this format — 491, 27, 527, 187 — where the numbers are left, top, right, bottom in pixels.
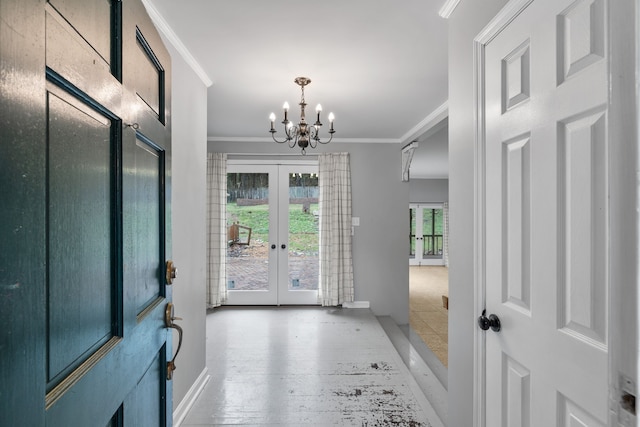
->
173, 367, 210, 427
343, 301, 370, 309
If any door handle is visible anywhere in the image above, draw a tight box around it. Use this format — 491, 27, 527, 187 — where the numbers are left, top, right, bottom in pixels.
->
477, 309, 501, 332
166, 260, 177, 285
281, 244, 286, 249
271, 244, 276, 249
165, 302, 183, 380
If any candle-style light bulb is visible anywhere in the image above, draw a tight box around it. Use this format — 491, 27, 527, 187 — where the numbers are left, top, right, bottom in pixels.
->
315, 104, 322, 124
328, 112, 335, 131
283, 102, 289, 122
269, 112, 276, 131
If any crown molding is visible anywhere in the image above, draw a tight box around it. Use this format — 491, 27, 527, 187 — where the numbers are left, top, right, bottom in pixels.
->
438, 0, 461, 19
207, 102, 449, 145
399, 101, 448, 144
141, 0, 213, 87
207, 136, 402, 144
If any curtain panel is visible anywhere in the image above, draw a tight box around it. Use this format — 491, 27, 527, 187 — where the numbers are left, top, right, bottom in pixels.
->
207, 153, 227, 308
318, 152, 354, 306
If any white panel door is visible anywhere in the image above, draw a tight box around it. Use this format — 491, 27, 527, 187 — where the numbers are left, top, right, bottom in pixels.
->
478, 0, 608, 425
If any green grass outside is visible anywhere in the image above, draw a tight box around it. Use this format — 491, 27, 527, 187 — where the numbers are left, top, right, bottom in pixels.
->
227, 203, 319, 254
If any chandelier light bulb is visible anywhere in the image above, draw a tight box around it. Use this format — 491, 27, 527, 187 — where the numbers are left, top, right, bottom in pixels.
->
315, 104, 323, 125
328, 112, 335, 122
283, 102, 289, 111
269, 113, 276, 131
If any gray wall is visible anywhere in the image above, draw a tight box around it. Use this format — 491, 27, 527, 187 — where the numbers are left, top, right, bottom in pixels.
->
411, 123, 449, 180
166, 43, 208, 408
209, 141, 410, 324
409, 179, 448, 203
447, 1, 508, 426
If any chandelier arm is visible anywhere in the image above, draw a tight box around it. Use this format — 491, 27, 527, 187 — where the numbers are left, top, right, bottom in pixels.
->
309, 126, 333, 145
270, 132, 290, 144
316, 131, 334, 145
288, 125, 299, 148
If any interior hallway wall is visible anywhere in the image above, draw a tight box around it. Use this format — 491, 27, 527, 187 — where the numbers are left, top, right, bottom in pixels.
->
447, 1, 508, 426
165, 42, 208, 407
409, 179, 448, 203
208, 141, 410, 325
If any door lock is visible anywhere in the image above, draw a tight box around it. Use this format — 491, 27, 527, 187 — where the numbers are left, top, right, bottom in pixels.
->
166, 260, 177, 285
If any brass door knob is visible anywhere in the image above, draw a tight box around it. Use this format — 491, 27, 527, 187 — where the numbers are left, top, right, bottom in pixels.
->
166, 260, 177, 285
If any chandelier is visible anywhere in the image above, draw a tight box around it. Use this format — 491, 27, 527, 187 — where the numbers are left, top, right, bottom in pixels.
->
269, 77, 335, 154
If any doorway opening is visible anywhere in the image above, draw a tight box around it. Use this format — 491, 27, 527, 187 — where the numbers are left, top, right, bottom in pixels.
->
409, 203, 448, 367
410, 204, 444, 266
225, 162, 319, 305
409, 266, 448, 367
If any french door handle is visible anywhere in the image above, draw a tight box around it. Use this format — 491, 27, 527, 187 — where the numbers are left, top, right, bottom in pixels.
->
281, 244, 286, 249
271, 244, 276, 249
165, 303, 183, 380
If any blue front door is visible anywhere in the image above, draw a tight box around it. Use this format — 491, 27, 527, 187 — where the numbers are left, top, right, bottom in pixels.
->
1, 0, 173, 425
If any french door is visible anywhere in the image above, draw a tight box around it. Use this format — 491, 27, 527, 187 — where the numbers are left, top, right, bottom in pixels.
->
225, 162, 319, 305
409, 204, 444, 266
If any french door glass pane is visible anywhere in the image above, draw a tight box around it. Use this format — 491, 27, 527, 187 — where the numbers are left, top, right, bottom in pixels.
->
423, 208, 444, 257
226, 172, 270, 291
410, 207, 416, 257
423, 209, 433, 256
287, 173, 319, 291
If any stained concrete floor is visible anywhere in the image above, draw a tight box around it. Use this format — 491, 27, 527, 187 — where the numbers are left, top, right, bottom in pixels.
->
180, 307, 444, 427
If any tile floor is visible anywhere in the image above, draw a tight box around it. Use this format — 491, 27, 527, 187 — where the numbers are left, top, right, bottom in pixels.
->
409, 267, 449, 367
180, 307, 444, 427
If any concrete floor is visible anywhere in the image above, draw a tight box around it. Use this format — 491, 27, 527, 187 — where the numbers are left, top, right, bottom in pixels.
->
180, 307, 445, 427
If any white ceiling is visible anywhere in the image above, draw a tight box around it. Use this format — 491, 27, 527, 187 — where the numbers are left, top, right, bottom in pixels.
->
145, 0, 450, 176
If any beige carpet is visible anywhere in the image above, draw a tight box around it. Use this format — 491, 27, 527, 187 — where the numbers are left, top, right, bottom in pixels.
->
409, 266, 449, 367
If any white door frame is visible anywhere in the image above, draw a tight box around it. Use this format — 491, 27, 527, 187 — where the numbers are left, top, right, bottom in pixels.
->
472, 0, 637, 425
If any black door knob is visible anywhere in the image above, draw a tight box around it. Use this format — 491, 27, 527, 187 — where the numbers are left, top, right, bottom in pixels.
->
271, 244, 276, 249
281, 244, 286, 249
478, 310, 501, 332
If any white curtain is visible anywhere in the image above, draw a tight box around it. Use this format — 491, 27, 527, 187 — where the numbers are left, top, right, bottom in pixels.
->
318, 152, 354, 306
442, 201, 449, 267
207, 153, 227, 308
